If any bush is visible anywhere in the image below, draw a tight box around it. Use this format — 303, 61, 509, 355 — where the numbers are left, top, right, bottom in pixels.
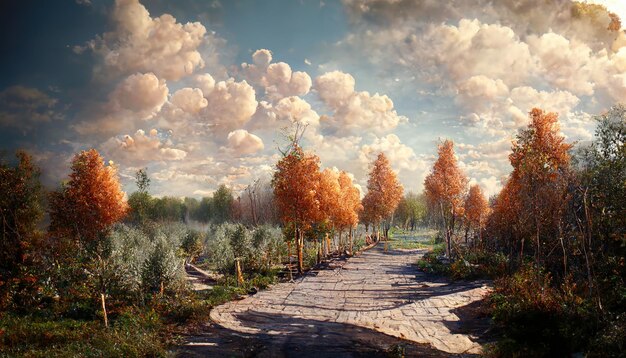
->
203, 223, 237, 273
487, 266, 597, 357
417, 245, 507, 280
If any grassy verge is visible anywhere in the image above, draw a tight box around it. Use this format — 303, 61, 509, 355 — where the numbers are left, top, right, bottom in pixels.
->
0, 309, 166, 357
387, 228, 438, 250
416, 243, 507, 280
0, 269, 281, 357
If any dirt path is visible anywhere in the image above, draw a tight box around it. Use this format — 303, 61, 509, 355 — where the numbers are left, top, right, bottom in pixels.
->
179, 245, 491, 357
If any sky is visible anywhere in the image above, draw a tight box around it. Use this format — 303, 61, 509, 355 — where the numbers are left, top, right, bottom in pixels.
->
0, 0, 625, 199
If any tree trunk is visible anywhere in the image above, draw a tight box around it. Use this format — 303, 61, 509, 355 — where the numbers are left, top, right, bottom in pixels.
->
349, 226, 353, 254
287, 240, 293, 281
101, 293, 108, 328
297, 230, 304, 274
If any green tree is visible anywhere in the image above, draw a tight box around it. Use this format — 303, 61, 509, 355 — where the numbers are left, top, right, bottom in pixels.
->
0, 151, 44, 310
213, 185, 234, 224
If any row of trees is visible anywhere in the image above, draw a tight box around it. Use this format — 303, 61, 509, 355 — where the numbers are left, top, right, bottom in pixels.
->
417, 105, 625, 355
271, 126, 404, 273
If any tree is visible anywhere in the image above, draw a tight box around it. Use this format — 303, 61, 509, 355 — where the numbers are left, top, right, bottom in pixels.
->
127, 168, 152, 224
361, 153, 403, 240
424, 140, 468, 258
394, 192, 427, 231
337, 171, 362, 253
0, 151, 44, 310
317, 168, 341, 256
272, 145, 321, 274
49, 149, 128, 326
213, 184, 234, 224
509, 108, 572, 269
463, 184, 490, 246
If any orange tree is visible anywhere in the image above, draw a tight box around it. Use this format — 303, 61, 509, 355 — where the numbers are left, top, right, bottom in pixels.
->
361, 153, 403, 240
49, 149, 128, 326
462, 184, 490, 247
317, 168, 341, 256
424, 140, 468, 258
508, 108, 572, 269
337, 171, 362, 253
272, 145, 321, 274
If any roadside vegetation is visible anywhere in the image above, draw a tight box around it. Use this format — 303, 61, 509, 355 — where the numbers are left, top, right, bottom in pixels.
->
0, 105, 623, 357
415, 106, 626, 357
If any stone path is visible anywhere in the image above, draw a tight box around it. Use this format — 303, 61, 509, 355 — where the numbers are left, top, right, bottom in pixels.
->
203, 244, 491, 355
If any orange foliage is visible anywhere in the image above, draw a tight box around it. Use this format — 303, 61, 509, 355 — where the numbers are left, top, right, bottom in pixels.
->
49, 149, 128, 243
463, 184, 490, 243
361, 153, 403, 233
488, 108, 573, 262
337, 171, 362, 230
272, 145, 321, 272
424, 140, 468, 256
317, 168, 341, 227
273, 145, 322, 231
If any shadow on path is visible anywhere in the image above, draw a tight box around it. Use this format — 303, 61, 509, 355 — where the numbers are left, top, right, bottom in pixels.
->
178, 312, 468, 358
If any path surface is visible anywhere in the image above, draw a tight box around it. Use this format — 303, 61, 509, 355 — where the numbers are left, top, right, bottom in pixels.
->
183, 245, 490, 356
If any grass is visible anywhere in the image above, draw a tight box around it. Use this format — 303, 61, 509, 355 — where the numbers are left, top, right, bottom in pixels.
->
0, 309, 167, 357
386, 227, 439, 250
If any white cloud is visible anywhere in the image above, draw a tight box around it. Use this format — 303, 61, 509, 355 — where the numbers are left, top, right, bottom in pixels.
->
226, 129, 265, 155
109, 72, 169, 117
101, 128, 187, 166
315, 70, 406, 135
202, 78, 258, 134
241, 49, 312, 101
86, 0, 208, 81
170, 87, 208, 114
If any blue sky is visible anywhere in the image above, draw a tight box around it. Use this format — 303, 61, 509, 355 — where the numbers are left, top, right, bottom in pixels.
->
1, 0, 624, 198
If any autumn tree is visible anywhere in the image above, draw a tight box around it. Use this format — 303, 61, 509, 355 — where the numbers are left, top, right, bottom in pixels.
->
337, 171, 362, 253
49, 149, 128, 326
272, 145, 321, 274
509, 108, 572, 269
361, 153, 403, 240
317, 168, 341, 256
424, 140, 468, 258
0, 151, 44, 310
463, 184, 490, 246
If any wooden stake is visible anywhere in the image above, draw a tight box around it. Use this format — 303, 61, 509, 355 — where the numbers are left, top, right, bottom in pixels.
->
101, 293, 108, 328
235, 258, 244, 286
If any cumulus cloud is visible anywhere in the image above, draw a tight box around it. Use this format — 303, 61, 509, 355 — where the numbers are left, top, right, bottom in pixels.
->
101, 128, 187, 166
74, 72, 169, 136
0, 86, 62, 131
170, 87, 208, 114
85, 0, 208, 81
315, 71, 406, 135
315, 71, 356, 108
226, 129, 264, 155
241, 49, 312, 100
109, 72, 169, 117
202, 78, 258, 134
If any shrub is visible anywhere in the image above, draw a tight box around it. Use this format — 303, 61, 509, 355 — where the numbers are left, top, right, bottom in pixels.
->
487, 266, 597, 357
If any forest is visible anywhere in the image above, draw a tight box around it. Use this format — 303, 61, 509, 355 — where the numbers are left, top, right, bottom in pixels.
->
0, 104, 624, 357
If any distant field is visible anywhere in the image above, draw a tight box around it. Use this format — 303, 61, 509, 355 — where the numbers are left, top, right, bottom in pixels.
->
387, 227, 439, 250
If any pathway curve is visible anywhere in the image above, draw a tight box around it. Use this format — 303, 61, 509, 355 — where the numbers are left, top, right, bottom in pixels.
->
201, 245, 490, 355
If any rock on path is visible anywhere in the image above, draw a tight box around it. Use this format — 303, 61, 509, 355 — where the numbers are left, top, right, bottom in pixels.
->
205, 245, 490, 355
